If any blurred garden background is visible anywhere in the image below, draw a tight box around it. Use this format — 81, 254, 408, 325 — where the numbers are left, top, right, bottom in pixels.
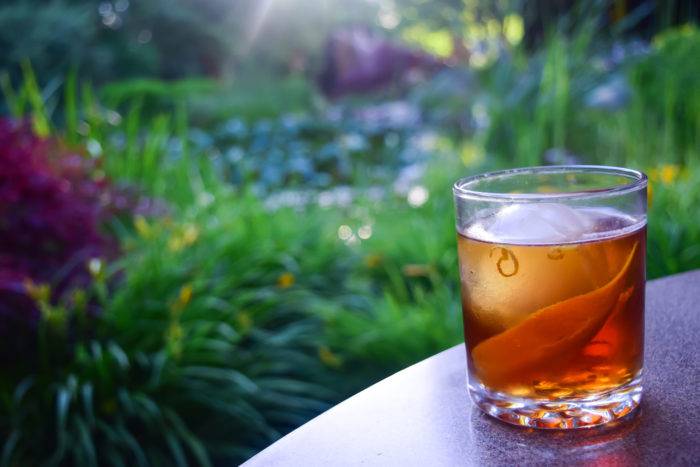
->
1, 0, 699, 465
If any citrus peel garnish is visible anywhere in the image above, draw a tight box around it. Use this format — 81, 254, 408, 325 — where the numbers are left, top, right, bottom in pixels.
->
472, 242, 639, 386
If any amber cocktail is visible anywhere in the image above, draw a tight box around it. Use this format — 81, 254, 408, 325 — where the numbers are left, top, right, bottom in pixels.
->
453, 166, 647, 429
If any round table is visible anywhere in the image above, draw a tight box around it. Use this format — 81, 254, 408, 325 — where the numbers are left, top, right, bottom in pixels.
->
245, 270, 700, 466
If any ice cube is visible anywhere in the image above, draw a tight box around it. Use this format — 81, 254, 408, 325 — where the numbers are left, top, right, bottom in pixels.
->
468, 203, 596, 244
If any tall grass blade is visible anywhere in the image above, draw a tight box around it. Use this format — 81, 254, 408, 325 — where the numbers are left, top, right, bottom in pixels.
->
65, 69, 79, 145
0, 72, 22, 117
20, 60, 50, 137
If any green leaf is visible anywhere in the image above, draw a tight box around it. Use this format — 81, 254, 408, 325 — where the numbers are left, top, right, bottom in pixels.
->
112, 423, 148, 467
107, 342, 130, 370
163, 408, 212, 467
12, 377, 34, 406
175, 102, 189, 159
0, 72, 21, 117
1, 431, 20, 467
81, 82, 103, 143
74, 417, 97, 467
56, 387, 71, 431
132, 393, 161, 421
180, 367, 258, 393
117, 389, 135, 416
144, 351, 168, 390
123, 98, 143, 178
256, 377, 334, 398
81, 383, 95, 427
164, 433, 188, 467
65, 69, 79, 145
184, 391, 269, 435
105, 447, 127, 467
20, 60, 50, 137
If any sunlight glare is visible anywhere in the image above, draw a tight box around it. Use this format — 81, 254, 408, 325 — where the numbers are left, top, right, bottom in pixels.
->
242, 0, 275, 54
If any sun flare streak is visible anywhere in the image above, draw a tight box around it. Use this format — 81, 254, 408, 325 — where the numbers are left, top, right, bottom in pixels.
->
242, 0, 275, 54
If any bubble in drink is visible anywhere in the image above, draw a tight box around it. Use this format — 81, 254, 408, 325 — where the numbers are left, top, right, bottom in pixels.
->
458, 204, 645, 399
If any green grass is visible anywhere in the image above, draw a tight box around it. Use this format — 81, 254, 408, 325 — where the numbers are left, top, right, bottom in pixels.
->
647, 164, 700, 278
99, 75, 315, 126
104, 192, 355, 461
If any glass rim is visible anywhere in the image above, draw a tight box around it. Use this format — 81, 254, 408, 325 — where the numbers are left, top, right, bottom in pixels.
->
453, 165, 648, 202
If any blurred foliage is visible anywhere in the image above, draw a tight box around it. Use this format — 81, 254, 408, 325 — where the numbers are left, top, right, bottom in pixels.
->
99, 75, 315, 124
1, 0, 697, 89
0, 0, 234, 82
99, 79, 219, 112
647, 165, 700, 278
392, 0, 699, 54
629, 25, 700, 162
0, 117, 132, 370
0, 0, 377, 84
0, 1, 96, 82
203, 112, 427, 193
0, 67, 453, 464
100, 192, 354, 462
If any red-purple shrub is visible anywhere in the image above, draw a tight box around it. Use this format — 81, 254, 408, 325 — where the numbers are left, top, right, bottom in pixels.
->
0, 118, 121, 359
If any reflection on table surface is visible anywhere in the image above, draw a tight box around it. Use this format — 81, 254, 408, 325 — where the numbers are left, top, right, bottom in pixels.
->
469, 404, 643, 466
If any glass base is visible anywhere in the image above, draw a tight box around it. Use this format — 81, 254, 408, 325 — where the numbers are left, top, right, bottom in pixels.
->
469, 376, 642, 429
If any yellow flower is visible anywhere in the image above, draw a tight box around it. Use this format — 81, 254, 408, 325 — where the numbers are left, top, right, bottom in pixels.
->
318, 346, 342, 368
167, 322, 184, 341
72, 289, 87, 311
178, 284, 193, 307
650, 164, 680, 185
660, 165, 679, 184
402, 263, 432, 278
171, 283, 193, 314
166, 322, 184, 359
364, 254, 382, 268
277, 272, 295, 289
459, 141, 484, 167
134, 215, 151, 238
168, 223, 200, 252
182, 224, 199, 244
168, 237, 184, 252
24, 279, 50, 303
235, 311, 253, 333
612, 0, 626, 22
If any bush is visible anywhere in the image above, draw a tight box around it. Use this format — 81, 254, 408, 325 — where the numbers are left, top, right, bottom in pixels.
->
99, 75, 316, 125
0, 121, 370, 462
647, 164, 700, 279
0, 1, 96, 82
0, 0, 233, 83
629, 25, 700, 162
100, 192, 356, 462
0, 118, 125, 366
